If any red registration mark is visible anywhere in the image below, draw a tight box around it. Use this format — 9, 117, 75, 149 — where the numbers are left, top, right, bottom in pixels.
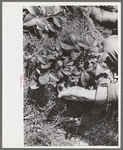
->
20, 75, 23, 88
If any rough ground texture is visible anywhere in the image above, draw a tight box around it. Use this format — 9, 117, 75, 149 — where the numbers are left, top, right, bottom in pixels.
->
23, 5, 118, 146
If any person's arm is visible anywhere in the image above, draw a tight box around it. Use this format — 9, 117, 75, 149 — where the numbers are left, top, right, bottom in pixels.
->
58, 86, 96, 102
58, 82, 118, 103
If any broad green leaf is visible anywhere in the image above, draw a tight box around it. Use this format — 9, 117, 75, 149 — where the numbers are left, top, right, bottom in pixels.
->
49, 70, 60, 82
95, 64, 105, 76
45, 6, 54, 16
24, 6, 41, 16
58, 71, 64, 78
40, 6, 47, 16
75, 44, 81, 52
39, 73, 49, 84
45, 24, 49, 31
30, 79, 40, 89
53, 6, 62, 15
23, 16, 37, 26
47, 22, 56, 32
37, 55, 47, 64
77, 42, 89, 49
86, 35, 95, 46
53, 11, 64, 17
71, 50, 81, 60
47, 54, 56, 61
62, 68, 71, 75
64, 38, 74, 46
53, 17, 62, 28
98, 53, 108, 63
69, 33, 80, 45
23, 13, 36, 23
50, 80, 57, 87
60, 42, 74, 50
57, 60, 63, 68
89, 46, 99, 53
81, 71, 90, 87
41, 63, 51, 69
36, 16, 46, 30
55, 42, 61, 52
66, 61, 73, 66
86, 63, 94, 73
72, 75, 80, 80
71, 66, 80, 75
79, 38, 89, 46
36, 68, 41, 74
63, 56, 69, 64
42, 49, 48, 55
100, 62, 107, 68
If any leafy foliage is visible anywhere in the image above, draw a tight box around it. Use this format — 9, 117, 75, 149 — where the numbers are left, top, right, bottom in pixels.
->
23, 6, 64, 37
30, 32, 101, 89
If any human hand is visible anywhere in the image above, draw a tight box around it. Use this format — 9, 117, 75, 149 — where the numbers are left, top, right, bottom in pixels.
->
58, 85, 96, 102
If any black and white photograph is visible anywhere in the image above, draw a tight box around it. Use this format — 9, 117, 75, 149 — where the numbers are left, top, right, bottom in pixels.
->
3, 2, 121, 148
23, 3, 120, 147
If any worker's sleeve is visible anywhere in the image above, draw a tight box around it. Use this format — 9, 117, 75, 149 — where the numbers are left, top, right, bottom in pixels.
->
95, 81, 118, 103
107, 81, 118, 102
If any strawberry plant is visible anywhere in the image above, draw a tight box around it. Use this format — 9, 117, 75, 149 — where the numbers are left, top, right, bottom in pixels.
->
30, 33, 100, 90
23, 6, 64, 37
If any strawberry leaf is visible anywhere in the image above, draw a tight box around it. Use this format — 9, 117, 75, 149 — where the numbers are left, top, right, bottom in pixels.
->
71, 50, 81, 60
41, 63, 51, 69
53, 17, 62, 28
66, 61, 73, 66
53, 11, 64, 18
36, 16, 46, 30
79, 38, 89, 46
49, 70, 60, 82
77, 42, 89, 49
36, 68, 41, 74
81, 71, 90, 87
30, 79, 40, 89
55, 42, 61, 52
37, 55, 47, 64
98, 53, 108, 63
86, 63, 94, 73
23, 14, 37, 26
63, 56, 69, 64
95, 64, 105, 76
24, 6, 41, 16
50, 80, 57, 87
89, 46, 99, 53
23, 13, 36, 23
75, 44, 82, 52
60, 42, 74, 50
39, 73, 49, 84
57, 60, 63, 68
71, 66, 80, 75
47, 22, 56, 32
62, 68, 71, 75
47, 54, 56, 61
53, 6, 62, 15
72, 75, 80, 80
58, 71, 64, 78
86, 35, 95, 46
40, 6, 47, 16
69, 33, 80, 45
